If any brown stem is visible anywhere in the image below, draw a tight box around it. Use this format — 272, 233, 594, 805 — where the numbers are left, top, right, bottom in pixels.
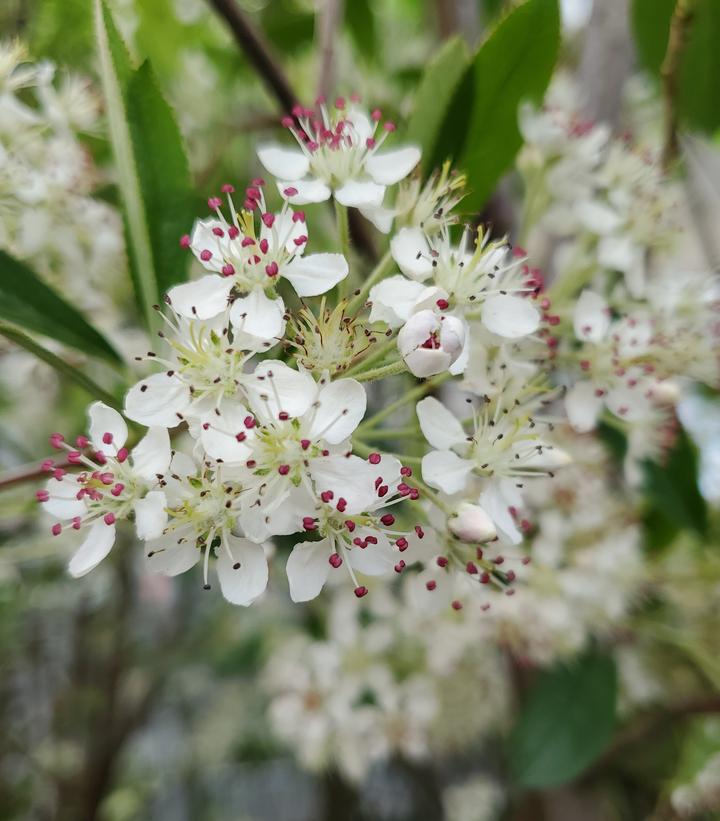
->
0, 457, 71, 491
316, 0, 344, 100
660, 0, 695, 170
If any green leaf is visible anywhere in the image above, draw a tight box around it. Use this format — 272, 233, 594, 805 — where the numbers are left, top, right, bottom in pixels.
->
642, 427, 708, 547
431, 0, 560, 211
0, 322, 122, 410
126, 62, 195, 297
345, 0, 377, 57
632, 0, 720, 133
407, 36, 470, 169
0, 251, 121, 364
509, 650, 617, 788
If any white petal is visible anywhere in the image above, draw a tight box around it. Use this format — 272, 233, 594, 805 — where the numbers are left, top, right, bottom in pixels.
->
390, 227, 433, 281
167, 275, 232, 320
229, 287, 285, 341
45, 477, 86, 519
125, 372, 192, 427
146, 527, 200, 576
416, 397, 466, 450
348, 529, 394, 576
309, 454, 378, 514
482, 294, 540, 338
257, 144, 310, 181
261, 209, 308, 255
368, 275, 427, 327
576, 200, 623, 235
347, 106, 374, 143
276, 178, 331, 205
283, 253, 348, 297
404, 347, 453, 378
131, 427, 172, 481
217, 536, 268, 606
133, 491, 168, 541
68, 521, 116, 578
286, 538, 332, 602
359, 204, 395, 234
573, 290, 609, 343
199, 402, 253, 463
308, 379, 366, 444
606, 384, 653, 422
334, 179, 386, 208
479, 481, 522, 545
247, 360, 316, 419
365, 146, 421, 185
564, 380, 604, 432
87, 402, 128, 453
241, 485, 313, 541
421, 450, 474, 495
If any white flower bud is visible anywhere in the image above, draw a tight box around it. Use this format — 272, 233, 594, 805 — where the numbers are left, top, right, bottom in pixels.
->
449, 502, 497, 543
397, 309, 466, 378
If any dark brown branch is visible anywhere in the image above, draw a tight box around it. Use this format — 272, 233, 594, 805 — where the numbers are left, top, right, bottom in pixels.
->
661, 0, 695, 170
0, 457, 71, 491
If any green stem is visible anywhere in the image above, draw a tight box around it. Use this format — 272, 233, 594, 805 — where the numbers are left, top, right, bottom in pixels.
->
345, 334, 397, 377
0, 323, 123, 410
347, 249, 393, 314
357, 427, 421, 441
352, 438, 423, 466
357, 372, 450, 433
354, 359, 407, 383
413, 476, 453, 515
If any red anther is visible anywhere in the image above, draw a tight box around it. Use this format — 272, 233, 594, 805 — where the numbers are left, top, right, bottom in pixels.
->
322, 449, 329, 456
200, 249, 212, 261
466, 561, 478, 575
476, 547, 484, 560
246, 187, 261, 200
261, 213, 275, 228
241, 236, 255, 247
480, 572, 490, 584
414, 525, 424, 538
320, 490, 334, 503
383, 121, 396, 132
521, 556, 531, 565
300, 439, 311, 450
221, 183, 235, 193
278, 464, 290, 475
278, 411, 289, 421
303, 517, 317, 531
580, 359, 591, 371
50, 433, 65, 449
99, 472, 114, 485
51, 523, 62, 536
493, 556, 505, 565
436, 298, 449, 310
350, 92, 361, 102
451, 600, 463, 611
103, 512, 116, 525
400, 466, 412, 477
212, 226, 225, 237
546, 336, 559, 349
283, 187, 299, 197
228, 226, 240, 239
71, 517, 82, 530
377, 485, 388, 497
395, 537, 408, 551
380, 514, 395, 526
594, 388, 606, 397
437, 556, 448, 567
345, 520, 356, 532
222, 264, 235, 277
265, 261, 279, 277
337, 498, 347, 512
252, 178, 266, 187
244, 198, 257, 211
366, 137, 376, 149
520, 519, 532, 532
375, 476, 383, 489
409, 489, 419, 500
259, 238, 269, 254
246, 460, 257, 468
292, 211, 306, 223
368, 452, 381, 464
329, 553, 343, 568
371, 108, 382, 121
75, 435, 89, 448
180, 234, 191, 248
547, 315, 560, 326
315, 94, 326, 105
506, 570, 516, 582
334, 96, 346, 109
36, 489, 49, 502
244, 416, 256, 428
394, 561, 406, 573
116, 448, 128, 463
425, 580, 437, 591
67, 451, 82, 464
111, 483, 124, 497
235, 432, 246, 442
41, 459, 55, 472
353, 537, 366, 548
208, 197, 222, 209
481, 603, 490, 611
354, 585, 368, 598
512, 245, 527, 258
281, 115, 294, 127
53, 468, 66, 480
540, 297, 551, 310
365, 536, 378, 545
102, 431, 113, 444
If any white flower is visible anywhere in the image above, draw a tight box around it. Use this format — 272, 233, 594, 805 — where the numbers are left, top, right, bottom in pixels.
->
167, 182, 347, 344
448, 502, 497, 543
257, 98, 420, 208
39, 402, 171, 577
398, 308, 467, 378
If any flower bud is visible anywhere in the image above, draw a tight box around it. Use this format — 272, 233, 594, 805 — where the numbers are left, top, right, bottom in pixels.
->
397, 309, 466, 378
449, 502, 496, 543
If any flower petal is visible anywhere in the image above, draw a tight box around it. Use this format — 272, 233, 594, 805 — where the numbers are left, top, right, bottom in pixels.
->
365, 146, 421, 185
348, 529, 394, 575
125, 372, 192, 427
421, 449, 474, 495
257, 144, 310, 180
246, 360, 317, 419
131, 427, 172, 481
573, 290, 609, 343
229, 287, 286, 341
133, 491, 168, 540
390, 227, 433, 280
276, 178, 331, 205
309, 454, 378, 514
308, 378, 366, 444
189, 218, 226, 272
359, 204, 395, 234
416, 397, 466, 450
68, 521, 116, 578
564, 380, 604, 432
282, 253, 349, 297
199, 402, 253, 463
88, 402, 128, 453
216, 536, 268, 606
286, 538, 332, 602
167, 275, 232, 320
368, 275, 427, 327
334, 179, 385, 208
45, 476, 86, 519
146, 527, 200, 576
481, 294, 540, 338
479, 480, 522, 544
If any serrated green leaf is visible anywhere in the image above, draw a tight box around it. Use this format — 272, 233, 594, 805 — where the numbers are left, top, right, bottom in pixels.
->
127, 62, 195, 296
0, 251, 121, 364
633, 0, 720, 133
407, 35, 470, 170
431, 0, 560, 211
509, 650, 617, 788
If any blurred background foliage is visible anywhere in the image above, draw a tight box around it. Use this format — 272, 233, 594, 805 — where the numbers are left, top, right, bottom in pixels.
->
0, 0, 718, 819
